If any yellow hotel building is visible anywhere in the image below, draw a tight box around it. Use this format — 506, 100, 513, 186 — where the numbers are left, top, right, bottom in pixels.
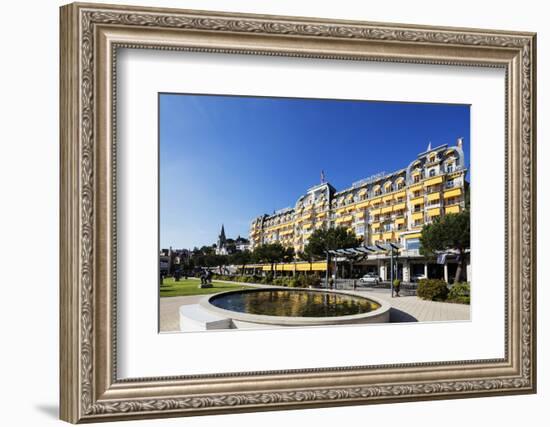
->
249, 139, 469, 283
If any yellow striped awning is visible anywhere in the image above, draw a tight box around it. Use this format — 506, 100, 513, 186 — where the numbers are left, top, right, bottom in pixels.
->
445, 205, 460, 214
317, 211, 327, 217
283, 264, 295, 271
404, 233, 422, 239
295, 263, 311, 271
382, 232, 393, 240
303, 223, 312, 229
311, 262, 327, 271
382, 195, 393, 202
262, 265, 271, 271
371, 222, 381, 229
370, 208, 381, 215
424, 176, 444, 186
427, 207, 441, 217
301, 213, 312, 220
408, 184, 422, 193
381, 206, 393, 214
355, 211, 365, 219
444, 188, 462, 198
410, 196, 424, 205
394, 190, 406, 199
393, 202, 406, 211
412, 212, 424, 220
356, 201, 369, 209
369, 196, 383, 204
427, 192, 440, 202
395, 217, 405, 225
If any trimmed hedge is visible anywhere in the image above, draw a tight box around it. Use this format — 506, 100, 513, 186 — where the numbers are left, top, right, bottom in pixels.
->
448, 282, 470, 304
417, 279, 449, 301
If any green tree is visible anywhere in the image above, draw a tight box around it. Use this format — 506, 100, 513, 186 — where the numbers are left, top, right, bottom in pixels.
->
303, 226, 361, 260
230, 250, 252, 275
420, 210, 470, 283
252, 243, 292, 273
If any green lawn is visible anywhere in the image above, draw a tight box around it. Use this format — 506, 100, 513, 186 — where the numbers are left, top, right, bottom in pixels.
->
160, 277, 254, 297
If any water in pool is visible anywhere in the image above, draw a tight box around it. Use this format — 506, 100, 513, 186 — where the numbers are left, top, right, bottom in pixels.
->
209, 289, 380, 317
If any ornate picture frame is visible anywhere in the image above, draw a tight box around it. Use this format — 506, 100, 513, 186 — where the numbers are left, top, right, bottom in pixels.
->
60, 2, 536, 423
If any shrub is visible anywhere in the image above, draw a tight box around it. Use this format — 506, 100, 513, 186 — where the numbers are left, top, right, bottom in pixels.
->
261, 272, 274, 284
272, 277, 285, 287
417, 279, 449, 301
448, 282, 470, 304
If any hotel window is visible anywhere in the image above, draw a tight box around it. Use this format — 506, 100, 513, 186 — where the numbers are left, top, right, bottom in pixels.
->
413, 175, 420, 183
355, 225, 365, 235
446, 163, 455, 173
413, 190, 421, 198
384, 224, 392, 231
429, 169, 436, 177
406, 238, 420, 251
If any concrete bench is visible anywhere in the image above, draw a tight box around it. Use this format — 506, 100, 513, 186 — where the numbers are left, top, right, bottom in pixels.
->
179, 304, 233, 332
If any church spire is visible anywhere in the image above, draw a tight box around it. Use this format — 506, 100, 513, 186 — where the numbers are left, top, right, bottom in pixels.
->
219, 224, 226, 242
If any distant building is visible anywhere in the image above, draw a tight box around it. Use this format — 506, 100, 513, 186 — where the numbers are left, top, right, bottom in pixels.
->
159, 247, 190, 275
215, 225, 250, 255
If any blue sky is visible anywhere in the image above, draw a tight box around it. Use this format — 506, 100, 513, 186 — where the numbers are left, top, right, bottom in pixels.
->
159, 93, 470, 249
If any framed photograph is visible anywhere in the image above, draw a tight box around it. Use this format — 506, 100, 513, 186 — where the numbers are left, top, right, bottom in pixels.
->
60, 2, 537, 423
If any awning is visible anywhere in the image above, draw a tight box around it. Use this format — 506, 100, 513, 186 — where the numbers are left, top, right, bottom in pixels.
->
295, 263, 311, 271
382, 231, 393, 240
411, 197, 424, 205
382, 195, 393, 202
369, 196, 383, 204
427, 207, 441, 217
404, 233, 421, 239
444, 188, 462, 198
393, 202, 406, 211
408, 184, 422, 193
412, 212, 424, 220
311, 262, 327, 271
445, 205, 460, 214
394, 190, 406, 198
355, 211, 365, 219
381, 206, 393, 214
395, 217, 405, 225
424, 176, 444, 186
356, 201, 369, 209
427, 192, 440, 202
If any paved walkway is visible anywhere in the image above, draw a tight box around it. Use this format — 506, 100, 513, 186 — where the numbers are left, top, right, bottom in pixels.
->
160, 285, 470, 332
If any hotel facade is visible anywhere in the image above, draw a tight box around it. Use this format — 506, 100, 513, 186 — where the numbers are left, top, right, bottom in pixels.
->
249, 138, 469, 283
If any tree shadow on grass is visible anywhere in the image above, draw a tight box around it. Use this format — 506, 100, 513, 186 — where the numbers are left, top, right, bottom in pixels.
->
389, 307, 418, 323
